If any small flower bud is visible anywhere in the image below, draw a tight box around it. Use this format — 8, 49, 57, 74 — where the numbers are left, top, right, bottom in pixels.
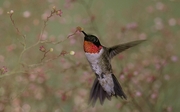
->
39, 46, 46, 52
56, 10, 62, 17
50, 48, 54, 52
69, 51, 75, 55
7, 11, 10, 14
0, 66, 7, 74
10, 10, 14, 14
53, 6, 56, 10
76, 26, 83, 32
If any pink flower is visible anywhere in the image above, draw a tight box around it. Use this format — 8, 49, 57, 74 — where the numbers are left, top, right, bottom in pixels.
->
166, 106, 173, 112
118, 54, 124, 60
126, 22, 138, 30
151, 92, 158, 99
7, 44, 16, 52
135, 91, 142, 97
171, 55, 178, 62
119, 74, 125, 80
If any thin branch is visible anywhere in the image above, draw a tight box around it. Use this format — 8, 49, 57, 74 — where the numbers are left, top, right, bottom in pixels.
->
41, 50, 50, 62
10, 13, 26, 40
25, 9, 57, 51
0, 71, 28, 78
40, 27, 81, 45
28, 50, 68, 68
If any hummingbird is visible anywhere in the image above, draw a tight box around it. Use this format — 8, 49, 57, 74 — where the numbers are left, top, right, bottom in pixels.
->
81, 30, 145, 106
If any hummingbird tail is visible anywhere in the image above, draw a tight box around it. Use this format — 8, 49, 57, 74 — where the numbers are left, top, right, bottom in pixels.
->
89, 74, 127, 107
112, 74, 127, 99
89, 77, 111, 107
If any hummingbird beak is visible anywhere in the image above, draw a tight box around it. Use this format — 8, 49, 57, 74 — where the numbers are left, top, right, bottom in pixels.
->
81, 31, 88, 37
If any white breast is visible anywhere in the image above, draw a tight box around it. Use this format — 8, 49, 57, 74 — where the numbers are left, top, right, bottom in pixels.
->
85, 48, 104, 75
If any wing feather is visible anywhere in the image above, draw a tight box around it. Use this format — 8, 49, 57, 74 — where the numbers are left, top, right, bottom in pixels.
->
108, 40, 145, 59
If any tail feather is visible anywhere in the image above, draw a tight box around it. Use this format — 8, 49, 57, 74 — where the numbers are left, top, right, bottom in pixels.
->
89, 74, 126, 107
112, 74, 127, 99
89, 77, 98, 106
89, 77, 110, 107
99, 85, 104, 104
93, 81, 100, 105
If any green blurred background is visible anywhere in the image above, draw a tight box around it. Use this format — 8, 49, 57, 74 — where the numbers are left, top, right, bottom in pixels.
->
0, 0, 180, 112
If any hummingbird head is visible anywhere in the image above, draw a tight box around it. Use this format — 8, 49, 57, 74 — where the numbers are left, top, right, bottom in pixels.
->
81, 31, 102, 53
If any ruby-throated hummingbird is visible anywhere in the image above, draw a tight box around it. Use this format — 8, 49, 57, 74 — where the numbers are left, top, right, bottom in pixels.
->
81, 30, 145, 106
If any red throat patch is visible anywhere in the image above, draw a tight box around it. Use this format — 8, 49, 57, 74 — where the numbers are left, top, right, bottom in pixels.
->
84, 41, 102, 53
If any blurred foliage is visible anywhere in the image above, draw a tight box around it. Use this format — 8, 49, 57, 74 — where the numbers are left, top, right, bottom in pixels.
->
0, 0, 180, 112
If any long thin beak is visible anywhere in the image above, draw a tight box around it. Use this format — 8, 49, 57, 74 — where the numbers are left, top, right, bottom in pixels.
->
82, 31, 88, 36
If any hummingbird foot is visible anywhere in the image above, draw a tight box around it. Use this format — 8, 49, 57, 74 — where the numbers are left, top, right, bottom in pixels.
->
98, 74, 115, 96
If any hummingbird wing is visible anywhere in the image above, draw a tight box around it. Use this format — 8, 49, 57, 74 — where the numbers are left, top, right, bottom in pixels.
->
108, 40, 145, 59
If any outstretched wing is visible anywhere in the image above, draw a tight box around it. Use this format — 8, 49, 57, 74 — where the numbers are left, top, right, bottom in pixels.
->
108, 40, 145, 59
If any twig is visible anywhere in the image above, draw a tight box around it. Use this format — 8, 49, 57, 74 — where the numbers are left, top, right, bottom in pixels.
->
28, 50, 68, 68
0, 71, 28, 78
5, 8, 63, 78
10, 13, 26, 40
40, 27, 81, 45
41, 50, 50, 62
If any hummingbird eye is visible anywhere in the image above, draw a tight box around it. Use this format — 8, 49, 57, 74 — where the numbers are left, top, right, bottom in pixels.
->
85, 34, 101, 46
91, 36, 99, 42
92, 37, 97, 42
